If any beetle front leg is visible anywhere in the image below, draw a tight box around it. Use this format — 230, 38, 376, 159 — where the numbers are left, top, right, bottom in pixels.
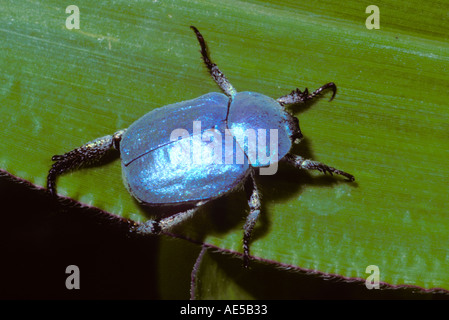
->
47, 129, 126, 197
284, 153, 355, 181
242, 171, 262, 268
277, 82, 337, 106
190, 26, 237, 98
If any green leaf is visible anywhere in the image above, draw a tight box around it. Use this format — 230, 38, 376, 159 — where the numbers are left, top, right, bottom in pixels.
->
2, 0, 449, 297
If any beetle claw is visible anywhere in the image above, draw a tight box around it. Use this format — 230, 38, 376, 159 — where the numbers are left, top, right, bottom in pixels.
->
51, 154, 64, 161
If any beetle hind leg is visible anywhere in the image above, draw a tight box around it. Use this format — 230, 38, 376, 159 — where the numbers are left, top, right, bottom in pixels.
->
190, 26, 237, 98
242, 171, 262, 268
47, 129, 125, 197
132, 204, 202, 235
284, 153, 355, 181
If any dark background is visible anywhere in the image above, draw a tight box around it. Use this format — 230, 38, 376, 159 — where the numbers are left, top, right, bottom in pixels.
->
1, 170, 447, 300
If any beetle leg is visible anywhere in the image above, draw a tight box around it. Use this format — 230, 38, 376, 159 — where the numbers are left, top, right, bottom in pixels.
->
190, 26, 237, 98
47, 129, 126, 197
132, 205, 201, 235
277, 82, 337, 106
190, 244, 208, 300
284, 153, 355, 181
242, 170, 262, 268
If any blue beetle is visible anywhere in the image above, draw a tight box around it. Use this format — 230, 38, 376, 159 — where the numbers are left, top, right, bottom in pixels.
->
47, 26, 354, 267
